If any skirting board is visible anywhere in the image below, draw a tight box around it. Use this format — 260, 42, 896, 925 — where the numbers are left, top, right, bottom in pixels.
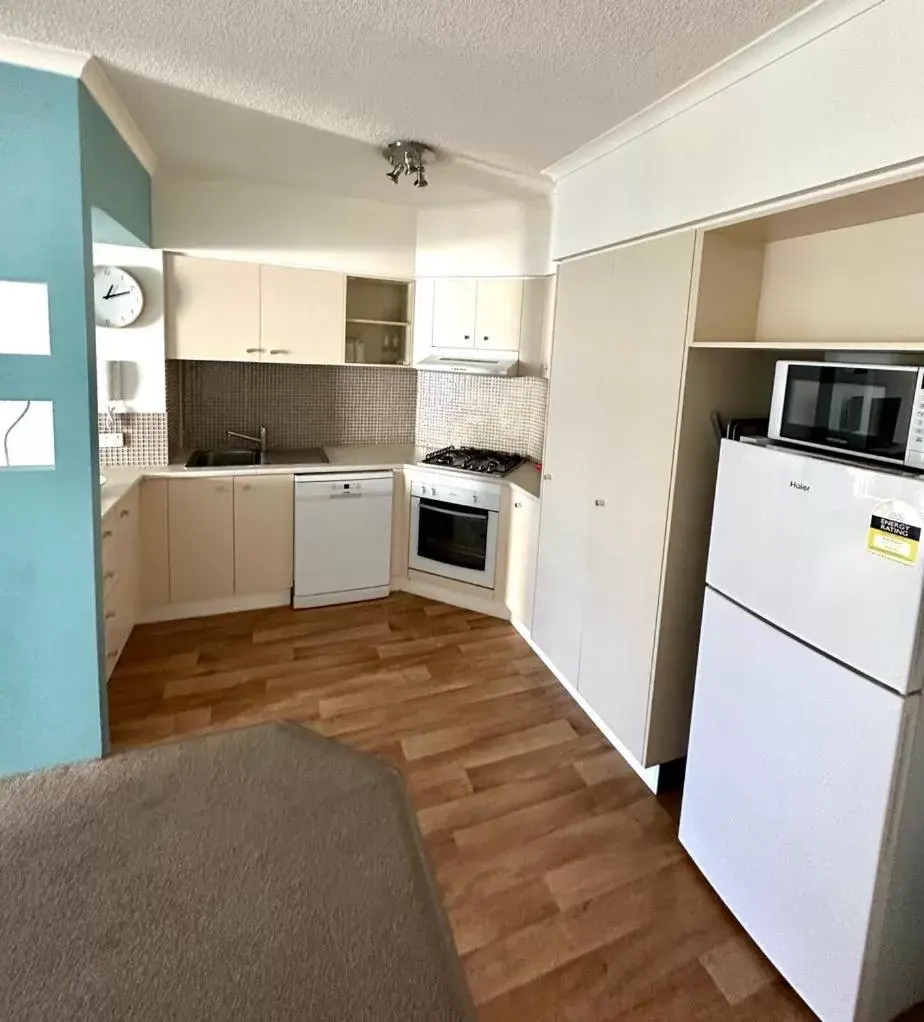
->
511, 619, 661, 794
294, 586, 389, 610
139, 590, 291, 623
395, 576, 509, 620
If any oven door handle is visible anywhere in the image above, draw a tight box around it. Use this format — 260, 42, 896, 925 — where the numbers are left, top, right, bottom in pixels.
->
419, 503, 487, 521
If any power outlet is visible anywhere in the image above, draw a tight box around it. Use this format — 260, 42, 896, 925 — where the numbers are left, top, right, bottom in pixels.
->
99, 431, 125, 449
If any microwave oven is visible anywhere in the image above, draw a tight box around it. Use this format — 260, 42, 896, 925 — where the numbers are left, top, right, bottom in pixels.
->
768, 361, 924, 469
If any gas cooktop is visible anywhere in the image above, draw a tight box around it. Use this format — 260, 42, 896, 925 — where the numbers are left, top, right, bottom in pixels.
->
422, 446, 525, 476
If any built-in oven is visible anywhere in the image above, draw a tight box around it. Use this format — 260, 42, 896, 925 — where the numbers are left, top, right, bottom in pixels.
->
769, 360, 924, 469
409, 474, 501, 589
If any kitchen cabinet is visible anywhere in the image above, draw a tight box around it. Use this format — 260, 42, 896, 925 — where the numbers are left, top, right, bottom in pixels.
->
260, 265, 345, 365
139, 479, 170, 613
532, 253, 609, 682
532, 231, 700, 766
474, 279, 523, 351
505, 489, 540, 630
168, 477, 235, 603
432, 279, 478, 348
517, 275, 556, 378
100, 487, 140, 680
165, 254, 261, 361
234, 475, 294, 594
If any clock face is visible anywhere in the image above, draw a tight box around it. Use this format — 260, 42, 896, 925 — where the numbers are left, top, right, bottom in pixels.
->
94, 266, 144, 328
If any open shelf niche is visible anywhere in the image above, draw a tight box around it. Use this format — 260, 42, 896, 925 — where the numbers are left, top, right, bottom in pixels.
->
692, 174, 924, 351
345, 276, 413, 366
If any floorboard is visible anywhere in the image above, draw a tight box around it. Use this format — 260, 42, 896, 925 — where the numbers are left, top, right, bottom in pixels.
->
108, 593, 818, 1020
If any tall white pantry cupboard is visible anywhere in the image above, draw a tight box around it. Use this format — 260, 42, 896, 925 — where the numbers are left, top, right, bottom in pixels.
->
531, 230, 776, 772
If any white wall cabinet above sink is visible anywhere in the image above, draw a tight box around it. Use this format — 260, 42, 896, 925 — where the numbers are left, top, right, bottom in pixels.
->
166, 253, 346, 365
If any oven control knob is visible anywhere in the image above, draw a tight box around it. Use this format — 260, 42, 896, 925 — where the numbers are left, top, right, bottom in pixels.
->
472, 496, 478, 504
430, 487, 437, 496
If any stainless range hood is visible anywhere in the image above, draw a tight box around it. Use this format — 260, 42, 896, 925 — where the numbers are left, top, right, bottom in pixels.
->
415, 353, 518, 376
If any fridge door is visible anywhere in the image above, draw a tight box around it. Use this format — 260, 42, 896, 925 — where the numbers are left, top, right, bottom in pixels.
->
707, 440, 924, 694
680, 589, 912, 1022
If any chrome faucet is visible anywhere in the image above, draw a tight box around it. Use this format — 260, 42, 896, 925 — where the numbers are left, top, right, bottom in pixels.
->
227, 425, 268, 462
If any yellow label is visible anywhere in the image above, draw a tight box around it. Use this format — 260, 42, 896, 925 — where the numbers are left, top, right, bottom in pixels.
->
867, 528, 919, 565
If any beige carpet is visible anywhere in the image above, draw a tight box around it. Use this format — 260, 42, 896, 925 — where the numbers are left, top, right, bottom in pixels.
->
0, 723, 475, 1022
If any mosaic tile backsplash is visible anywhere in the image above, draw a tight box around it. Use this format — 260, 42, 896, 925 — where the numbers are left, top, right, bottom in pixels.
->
163, 361, 547, 463
416, 373, 547, 463
174, 362, 418, 451
98, 413, 169, 468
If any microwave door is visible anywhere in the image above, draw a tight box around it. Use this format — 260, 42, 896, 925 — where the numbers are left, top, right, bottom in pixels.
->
774, 364, 915, 461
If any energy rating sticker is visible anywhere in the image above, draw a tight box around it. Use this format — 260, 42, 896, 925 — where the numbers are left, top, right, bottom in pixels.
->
867, 509, 921, 566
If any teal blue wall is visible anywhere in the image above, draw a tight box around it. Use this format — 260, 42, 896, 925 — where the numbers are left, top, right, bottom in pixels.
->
0, 63, 150, 776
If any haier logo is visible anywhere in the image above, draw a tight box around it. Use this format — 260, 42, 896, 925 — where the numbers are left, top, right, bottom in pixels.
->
790, 481, 810, 493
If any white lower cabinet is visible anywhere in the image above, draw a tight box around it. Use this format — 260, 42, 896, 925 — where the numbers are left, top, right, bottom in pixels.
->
532, 231, 699, 767
505, 490, 540, 630
234, 475, 294, 594
168, 478, 236, 604
101, 486, 140, 680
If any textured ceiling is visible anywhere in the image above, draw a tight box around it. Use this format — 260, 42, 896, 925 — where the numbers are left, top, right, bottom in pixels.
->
0, 0, 818, 181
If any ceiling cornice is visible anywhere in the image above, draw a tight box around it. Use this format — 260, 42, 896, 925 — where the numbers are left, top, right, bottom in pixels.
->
0, 35, 157, 176
543, 0, 887, 183
81, 57, 158, 174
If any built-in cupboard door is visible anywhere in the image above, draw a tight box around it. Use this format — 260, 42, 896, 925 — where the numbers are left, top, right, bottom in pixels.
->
260, 265, 346, 365
531, 250, 615, 684
474, 279, 523, 351
431, 279, 477, 348
577, 231, 696, 763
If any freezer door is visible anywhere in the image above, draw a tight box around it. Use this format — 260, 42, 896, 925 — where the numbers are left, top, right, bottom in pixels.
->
680, 589, 912, 1022
707, 440, 924, 694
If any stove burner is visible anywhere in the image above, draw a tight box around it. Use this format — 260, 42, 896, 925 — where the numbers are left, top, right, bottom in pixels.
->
422, 446, 525, 476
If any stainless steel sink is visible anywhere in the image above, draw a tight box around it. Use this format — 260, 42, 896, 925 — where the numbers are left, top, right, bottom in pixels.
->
185, 449, 261, 468
184, 447, 330, 469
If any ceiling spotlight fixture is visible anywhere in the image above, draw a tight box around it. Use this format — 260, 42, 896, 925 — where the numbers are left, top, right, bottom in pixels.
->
383, 141, 434, 189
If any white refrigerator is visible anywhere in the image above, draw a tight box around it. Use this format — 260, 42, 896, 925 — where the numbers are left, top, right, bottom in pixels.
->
680, 439, 924, 1022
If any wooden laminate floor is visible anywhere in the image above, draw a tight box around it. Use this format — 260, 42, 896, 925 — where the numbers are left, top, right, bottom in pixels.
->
108, 593, 814, 1021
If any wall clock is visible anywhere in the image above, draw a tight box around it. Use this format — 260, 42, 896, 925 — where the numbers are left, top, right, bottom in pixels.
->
94, 266, 144, 328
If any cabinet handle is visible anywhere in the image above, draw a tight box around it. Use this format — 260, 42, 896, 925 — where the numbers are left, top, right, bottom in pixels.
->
215, 485, 228, 492
106, 650, 117, 660
105, 609, 116, 620
463, 335, 471, 341
269, 349, 289, 355
104, 570, 116, 580
483, 336, 489, 342
120, 509, 130, 518
246, 347, 261, 354
542, 473, 552, 481
102, 530, 113, 539
242, 483, 251, 491
594, 498, 606, 507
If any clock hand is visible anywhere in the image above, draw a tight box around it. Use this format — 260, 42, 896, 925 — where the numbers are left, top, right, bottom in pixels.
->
104, 284, 114, 299
104, 290, 132, 299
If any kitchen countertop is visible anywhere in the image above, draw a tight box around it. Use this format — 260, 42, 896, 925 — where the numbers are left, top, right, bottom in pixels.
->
100, 444, 542, 518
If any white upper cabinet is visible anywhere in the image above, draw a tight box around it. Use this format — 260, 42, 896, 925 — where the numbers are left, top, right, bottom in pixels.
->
260, 265, 345, 365
166, 254, 261, 361
418, 275, 552, 370
432, 279, 478, 348
474, 279, 523, 351
166, 254, 346, 364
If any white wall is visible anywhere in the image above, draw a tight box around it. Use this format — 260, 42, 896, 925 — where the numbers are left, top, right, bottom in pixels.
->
415, 199, 552, 277
154, 174, 418, 278
551, 0, 924, 259
93, 243, 165, 413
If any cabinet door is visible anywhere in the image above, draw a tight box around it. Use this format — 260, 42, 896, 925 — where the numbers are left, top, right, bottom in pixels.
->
517, 276, 555, 377
410, 279, 435, 363
475, 278, 523, 351
168, 478, 235, 603
577, 231, 696, 763
260, 265, 346, 365
165, 254, 261, 361
505, 491, 540, 630
432, 279, 477, 348
234, 475, 294, 594
531, 252, 615, 683
114, 486, 140, 623
140, 479, 170, 613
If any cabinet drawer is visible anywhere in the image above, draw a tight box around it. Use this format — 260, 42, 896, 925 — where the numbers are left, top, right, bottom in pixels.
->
103, 578, 134, 679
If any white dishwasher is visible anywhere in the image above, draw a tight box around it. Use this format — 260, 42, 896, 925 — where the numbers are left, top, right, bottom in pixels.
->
293, 472, 394, 609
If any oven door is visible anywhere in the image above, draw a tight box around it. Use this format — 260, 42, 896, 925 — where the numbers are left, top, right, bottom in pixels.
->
768, 362, 917, 464
409, 496, 498, 589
